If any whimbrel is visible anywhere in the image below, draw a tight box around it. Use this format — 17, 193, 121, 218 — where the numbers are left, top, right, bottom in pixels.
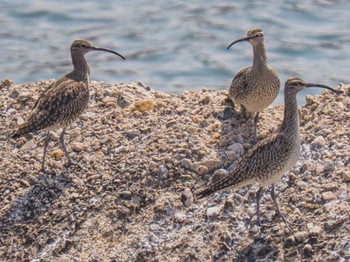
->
196, 77, 338, 227
12, 39, 125, 171
227, 28, 280, 143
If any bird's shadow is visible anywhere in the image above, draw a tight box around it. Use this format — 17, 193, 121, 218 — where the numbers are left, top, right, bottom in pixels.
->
0, 170, 72, 229
236, 236, 280, 262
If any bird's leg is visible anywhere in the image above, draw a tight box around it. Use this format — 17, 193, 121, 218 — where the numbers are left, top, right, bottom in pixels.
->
60, 128, 82, 169
41, 131, 50, 172
256, 186, 264, 226
252, 112, 260, 144
240, 105, 249, 120
271, 184, 297, 229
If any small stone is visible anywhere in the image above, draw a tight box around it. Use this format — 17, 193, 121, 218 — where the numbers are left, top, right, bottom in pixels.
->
310, 136, 326, 149
174, 212, 187, 222
73, 143, 84, 152
9, 90, 19, 99
49, 131, 59, 141
206, 205, 223, 218
322, 183, 338, 191
175, 106, 186, 113
102, 96, 117, 105
342, 170, 350, 182
200, 159, 222, 172
16, 117, 25, 126
181, 158, 192, 170
309, 225, 322, 237
158, 165, 168, 179
313, 163, 324, 175
119, 191, 132, 200
227, 143, 244, 156
20, 139, 35, 151
191, 163, 208, 175
294, 231, 308, 242
100, 135, 110, 144
133, 100, 156, 112
199, 96, 210, 104
303, 244, 312, 252
296, 180, 309, 189
321, 191, 337, 201
181, 188, 193, 207
1, 79, 14, 87
51, 149, 64, 161
17, 92, 32, 102
117, 95, 127, 108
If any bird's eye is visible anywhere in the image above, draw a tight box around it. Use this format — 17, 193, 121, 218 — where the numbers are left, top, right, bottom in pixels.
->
80, 44, 87, 48
255, 34, 260, 38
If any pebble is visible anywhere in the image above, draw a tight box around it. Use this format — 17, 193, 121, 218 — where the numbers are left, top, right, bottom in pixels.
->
16, 117, 24, 126
158, 165, 168, 179
174, 212, 187, 222
73, 142, 84, 152
314, 163, 325, 175
321, 191, 337, 201
51, 149, 64, 161
310, 136, 326, 149
309, 225, 322, 237
180, 158, 192, 170
227, 143, 244, 156
17, 92, 32, 102
206, 205, 223, 218
49, 131, 59, 141
191, 163, 208, 175
296, 180, 309, 189
303, 244, 313, 252
9, 90, 19, 99
134, 100, 155, 112
180, 188, 193, 207
200, 159, 222, 172
20, 139, 35, 151
342, 170, 350, 182
294, 231, 309, 242
1, 79, 14, 87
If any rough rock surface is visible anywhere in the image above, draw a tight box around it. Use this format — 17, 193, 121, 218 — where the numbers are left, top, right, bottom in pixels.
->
0, 80, 349, 261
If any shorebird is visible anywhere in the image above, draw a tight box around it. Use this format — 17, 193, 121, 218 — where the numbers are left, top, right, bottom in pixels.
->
12, 39, 125, 171
227, 28, 280, 143
196, 77, 338, 228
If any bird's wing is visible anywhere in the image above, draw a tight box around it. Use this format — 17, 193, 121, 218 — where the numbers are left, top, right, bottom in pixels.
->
196, 132, 291, 198
13, 77, 89, 136
229, 67, 250, 100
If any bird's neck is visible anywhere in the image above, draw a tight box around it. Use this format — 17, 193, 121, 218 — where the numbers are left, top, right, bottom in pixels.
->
66, 53, 90, 82
280, 92, 300, 135
252, 43, 268, 72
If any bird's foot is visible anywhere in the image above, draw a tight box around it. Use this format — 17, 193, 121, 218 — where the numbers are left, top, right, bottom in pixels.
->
65, 159, 83, 170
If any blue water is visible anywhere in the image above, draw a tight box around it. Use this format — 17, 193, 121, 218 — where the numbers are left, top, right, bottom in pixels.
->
1, 0, 350, 104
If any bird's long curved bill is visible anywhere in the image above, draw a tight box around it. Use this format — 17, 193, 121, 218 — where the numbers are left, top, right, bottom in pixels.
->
306, 83, 338, 93
227, 36, 252, 50
92, 47, 126, 60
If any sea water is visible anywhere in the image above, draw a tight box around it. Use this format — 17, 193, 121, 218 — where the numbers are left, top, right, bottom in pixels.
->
1, 0, 349, 104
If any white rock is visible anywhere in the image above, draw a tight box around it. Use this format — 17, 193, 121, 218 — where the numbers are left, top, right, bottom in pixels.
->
227, 143, 244, 156
206, 205, 223, 218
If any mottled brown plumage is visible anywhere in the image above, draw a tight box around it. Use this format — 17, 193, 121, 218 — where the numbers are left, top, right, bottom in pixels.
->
196, 77, 338, 227
227, 28, 280, 143
12, 39, 125, 171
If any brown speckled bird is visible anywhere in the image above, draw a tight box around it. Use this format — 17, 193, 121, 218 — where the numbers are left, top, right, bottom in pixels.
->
227, 28, 280, 143
12, 39, 125, 171
196, 77, 338, 228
